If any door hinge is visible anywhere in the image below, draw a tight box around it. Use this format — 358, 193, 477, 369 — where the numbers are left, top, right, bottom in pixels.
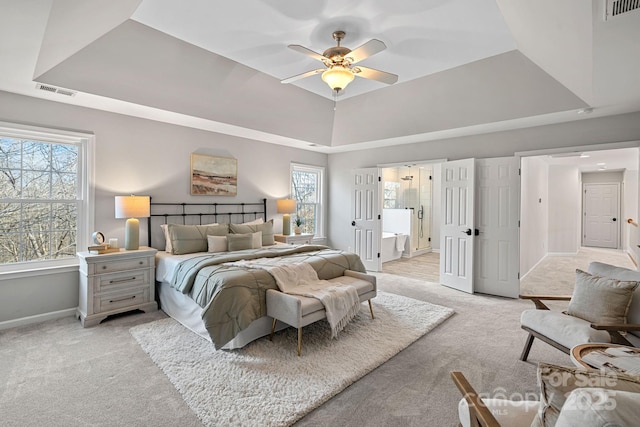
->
518, 272, 520, 279
429, 175, 432, 180
377, 252, 380, 258
378, 176, 381, 182
378, 214, 381, 220
428, 237, 431, 242
518, 220, 520, 227
518, 168, 521, 176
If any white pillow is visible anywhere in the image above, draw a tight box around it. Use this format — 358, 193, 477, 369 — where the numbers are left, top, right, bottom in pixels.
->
242, 218, 264, 225
207, 235, 228, 253
161, 223, 218, 253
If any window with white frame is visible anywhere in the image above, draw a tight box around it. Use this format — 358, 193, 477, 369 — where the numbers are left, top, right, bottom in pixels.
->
291, 163, 324, 237
0, 123, 93, 271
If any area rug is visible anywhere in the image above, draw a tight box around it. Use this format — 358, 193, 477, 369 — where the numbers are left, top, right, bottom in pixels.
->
129, 291, 454, 427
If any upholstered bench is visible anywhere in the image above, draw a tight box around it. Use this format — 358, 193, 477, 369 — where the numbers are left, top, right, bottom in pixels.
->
266, 270, 377, 356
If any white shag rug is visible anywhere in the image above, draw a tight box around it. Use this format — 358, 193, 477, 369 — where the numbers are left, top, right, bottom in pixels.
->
129, 291, 454, 427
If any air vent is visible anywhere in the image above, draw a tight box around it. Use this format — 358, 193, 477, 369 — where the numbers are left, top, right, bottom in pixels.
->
605, 0, 640, 19
35, 83, 77, 97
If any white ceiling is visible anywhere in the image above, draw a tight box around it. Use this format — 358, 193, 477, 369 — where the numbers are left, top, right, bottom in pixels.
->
1, 0, 640, 154
130, 0, 516, 100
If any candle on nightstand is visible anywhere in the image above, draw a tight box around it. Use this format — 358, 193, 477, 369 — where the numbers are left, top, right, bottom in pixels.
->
109, 238, 119, 249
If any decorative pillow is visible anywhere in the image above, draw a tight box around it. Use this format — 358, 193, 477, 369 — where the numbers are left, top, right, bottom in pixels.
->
242, 218, 264, 225
229, 219, 274, 246
567, 269, 639, 324
533, 363, 640, 427
161, 223, 218, 253
167, 223, 228, 255
555, 388, 640, 427
227, 232, 262, 252
207, 235, 227, 253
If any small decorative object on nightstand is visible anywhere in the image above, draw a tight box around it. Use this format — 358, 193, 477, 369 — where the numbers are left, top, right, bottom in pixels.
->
76, 247, 157, 327
274, 233, 314, 245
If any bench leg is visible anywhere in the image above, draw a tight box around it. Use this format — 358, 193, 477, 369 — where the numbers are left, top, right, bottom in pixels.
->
368, 300, 375, 319
297, 328, 302, 357
270, 318, 277, 341
520, 333, 535, 361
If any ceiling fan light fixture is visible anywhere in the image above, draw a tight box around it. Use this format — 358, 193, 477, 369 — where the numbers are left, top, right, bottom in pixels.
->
321, 65, 354, 92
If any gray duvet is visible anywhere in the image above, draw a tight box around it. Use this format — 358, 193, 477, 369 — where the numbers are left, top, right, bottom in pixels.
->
169, 245, 366, 349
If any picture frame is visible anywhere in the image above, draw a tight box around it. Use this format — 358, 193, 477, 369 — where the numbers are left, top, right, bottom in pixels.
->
190, 153, 238, 196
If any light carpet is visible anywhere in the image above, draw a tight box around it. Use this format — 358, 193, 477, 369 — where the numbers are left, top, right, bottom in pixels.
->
129, 291, 454, 427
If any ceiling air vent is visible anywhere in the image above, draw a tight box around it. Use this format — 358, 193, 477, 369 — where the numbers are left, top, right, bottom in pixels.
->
35, 83, 77, 97
605, 0, 640, 19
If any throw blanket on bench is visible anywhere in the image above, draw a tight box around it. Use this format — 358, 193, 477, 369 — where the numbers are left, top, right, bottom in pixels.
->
225, 258, 360, 338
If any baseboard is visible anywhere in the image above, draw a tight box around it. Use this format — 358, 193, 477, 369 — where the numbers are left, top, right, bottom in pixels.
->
546, 251, 579, 257
0, 308, 76, 331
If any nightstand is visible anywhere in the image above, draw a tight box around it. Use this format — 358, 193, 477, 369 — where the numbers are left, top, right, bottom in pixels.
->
76, 247, 157, 327
274, 233, 314, 245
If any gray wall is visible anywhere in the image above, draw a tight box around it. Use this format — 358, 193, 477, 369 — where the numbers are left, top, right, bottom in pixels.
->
0, 90, 327, 326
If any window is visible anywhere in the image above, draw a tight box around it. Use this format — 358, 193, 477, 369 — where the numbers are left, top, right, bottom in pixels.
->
0, 123, 93, 273
383, 181, 400, 208
291, 163, 324, 238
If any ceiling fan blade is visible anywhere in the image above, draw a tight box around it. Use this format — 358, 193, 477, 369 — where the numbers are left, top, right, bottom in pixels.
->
352, 66, 398, 85
345, 39, 386, 64
281, 69, 325, 84
288, 45, 327, 62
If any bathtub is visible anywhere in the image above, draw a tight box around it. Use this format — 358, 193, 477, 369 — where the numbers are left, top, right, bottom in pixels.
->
381, 232, 407, 263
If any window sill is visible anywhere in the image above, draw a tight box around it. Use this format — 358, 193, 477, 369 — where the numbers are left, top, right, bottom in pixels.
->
0, 260, 79, 281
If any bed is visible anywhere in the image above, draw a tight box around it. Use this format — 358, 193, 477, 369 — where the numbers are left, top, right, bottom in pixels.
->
148, 199, 367, 350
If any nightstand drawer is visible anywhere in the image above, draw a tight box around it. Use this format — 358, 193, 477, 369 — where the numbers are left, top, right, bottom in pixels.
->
95, 288, 149, 313
95, 269, 150, 294
93, 257, 151, 274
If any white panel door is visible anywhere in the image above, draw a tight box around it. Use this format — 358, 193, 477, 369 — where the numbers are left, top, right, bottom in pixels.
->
351, 168, 381, 272
475, 157, 520, 298
583, 183, 620, 249
440, 159, 475, 293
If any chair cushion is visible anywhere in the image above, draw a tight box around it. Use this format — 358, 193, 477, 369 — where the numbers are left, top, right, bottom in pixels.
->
588, 261, 640, 338
555, 388, 640, 427
567, 269, 638, 324
521, 309, 611, 349
533, 363, 640, 427
457, 398, 539, 427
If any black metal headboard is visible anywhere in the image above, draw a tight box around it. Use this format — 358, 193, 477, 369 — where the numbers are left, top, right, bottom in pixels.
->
147, 198, 267, 249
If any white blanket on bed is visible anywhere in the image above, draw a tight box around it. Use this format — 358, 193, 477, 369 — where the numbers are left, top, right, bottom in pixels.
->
225, 259, 359, 338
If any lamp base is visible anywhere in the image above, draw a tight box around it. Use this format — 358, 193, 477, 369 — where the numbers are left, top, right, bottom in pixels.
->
282, 213, 291, 236
124, 218, 140, 250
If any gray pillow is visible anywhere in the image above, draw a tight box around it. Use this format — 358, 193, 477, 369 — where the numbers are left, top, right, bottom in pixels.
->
567, 269, 638, 324
227, 232, 262, 252
167, 223, 229, 255
229, 219, 274, 246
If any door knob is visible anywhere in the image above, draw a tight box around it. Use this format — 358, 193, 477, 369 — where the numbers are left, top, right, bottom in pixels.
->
351, 221, 356, 226
613, 218, 617, 222
462, 228, 472, 236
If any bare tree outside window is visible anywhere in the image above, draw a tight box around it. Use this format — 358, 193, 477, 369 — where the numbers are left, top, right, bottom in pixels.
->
291, 165, 323, 236
0, 137, 78, 264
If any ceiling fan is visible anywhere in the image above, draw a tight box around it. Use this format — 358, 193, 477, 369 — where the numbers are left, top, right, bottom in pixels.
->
281, 30, 398, 94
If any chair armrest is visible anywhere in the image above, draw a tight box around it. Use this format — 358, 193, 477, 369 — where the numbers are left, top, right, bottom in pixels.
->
590, 322, 640, 332
519, 294, 571, 310
450, 372, 500, 427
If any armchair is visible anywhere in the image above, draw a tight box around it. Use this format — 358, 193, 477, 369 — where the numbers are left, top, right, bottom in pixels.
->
452, 364, 640, 427
519, 262, 640, 362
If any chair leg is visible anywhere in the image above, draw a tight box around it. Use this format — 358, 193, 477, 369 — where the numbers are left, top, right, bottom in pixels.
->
270, 318, 277, 340
520, 333, 535, 361
368, 300, 375, 319
297, 327, 302, 357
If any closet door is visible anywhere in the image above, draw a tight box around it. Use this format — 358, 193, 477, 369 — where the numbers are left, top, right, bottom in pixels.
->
351, 168, 381, 271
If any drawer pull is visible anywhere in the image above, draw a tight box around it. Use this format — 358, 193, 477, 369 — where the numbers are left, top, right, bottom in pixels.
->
139, 261, 143, 265
109, 277, 136, 284
109, 295, 136, 303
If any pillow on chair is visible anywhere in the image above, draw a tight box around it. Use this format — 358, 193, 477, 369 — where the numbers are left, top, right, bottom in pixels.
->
533, 363, 640, 427
566, 269, 638, 324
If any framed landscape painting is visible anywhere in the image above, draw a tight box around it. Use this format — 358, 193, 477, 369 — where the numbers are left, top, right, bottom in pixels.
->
190, 153, 238, 196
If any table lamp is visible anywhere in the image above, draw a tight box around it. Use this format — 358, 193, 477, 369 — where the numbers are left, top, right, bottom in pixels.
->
277, 199, 296, 236
115, 195, 150, 250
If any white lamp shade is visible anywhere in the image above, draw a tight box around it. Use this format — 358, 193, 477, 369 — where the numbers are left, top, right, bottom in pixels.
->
115, 196, 150, 219
277, 199, 296, 214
